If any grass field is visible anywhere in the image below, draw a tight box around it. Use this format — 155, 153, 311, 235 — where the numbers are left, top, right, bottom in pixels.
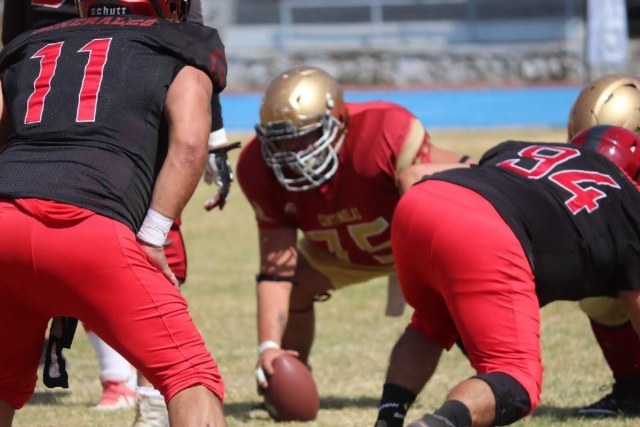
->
12, 128, 640, 427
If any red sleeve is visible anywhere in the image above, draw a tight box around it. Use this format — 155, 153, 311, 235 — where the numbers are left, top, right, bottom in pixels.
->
350, 102, 429, 181
236, 137, 289, 229
381, 104, 432, 174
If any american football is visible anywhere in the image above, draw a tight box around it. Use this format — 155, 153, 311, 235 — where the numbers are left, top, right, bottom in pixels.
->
263, 354, 320, 422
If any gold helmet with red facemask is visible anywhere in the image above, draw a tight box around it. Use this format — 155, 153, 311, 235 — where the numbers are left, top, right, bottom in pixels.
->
75, 0, 190, 22
255, 66, 348, 192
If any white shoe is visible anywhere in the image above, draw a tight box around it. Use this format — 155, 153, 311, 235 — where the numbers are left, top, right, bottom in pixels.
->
132, 394, 169, 427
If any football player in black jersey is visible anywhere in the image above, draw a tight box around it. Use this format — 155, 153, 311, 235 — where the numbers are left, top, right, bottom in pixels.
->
374, 125, 640, 427
567, 74, 640, 418
0, 1, 228, 426
3, 0, 139, 413
1, 0, 234, 422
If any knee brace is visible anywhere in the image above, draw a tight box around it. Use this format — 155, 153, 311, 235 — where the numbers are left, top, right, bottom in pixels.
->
473, 372, 531, 426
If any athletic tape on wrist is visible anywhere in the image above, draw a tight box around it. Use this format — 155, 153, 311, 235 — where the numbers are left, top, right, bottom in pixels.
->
254, 367, 267, 386
258, 340, 280, 355
208, 128, 229, 150
136, 208, 173, 248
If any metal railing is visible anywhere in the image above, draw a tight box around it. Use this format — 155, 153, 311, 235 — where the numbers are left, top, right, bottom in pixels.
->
270, 0, 582, 49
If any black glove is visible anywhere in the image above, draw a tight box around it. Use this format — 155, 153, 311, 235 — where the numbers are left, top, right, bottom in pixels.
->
43, 316, 78, 389
203, 141, 242, 211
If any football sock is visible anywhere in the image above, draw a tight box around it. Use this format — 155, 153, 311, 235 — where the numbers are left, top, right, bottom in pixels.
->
590, 320, 640, 378
376, 383, 417, 427
86, 331, 133, 382
433, 400, 472, 427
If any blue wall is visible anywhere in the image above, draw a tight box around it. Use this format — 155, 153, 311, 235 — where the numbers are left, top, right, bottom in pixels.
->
221, 86, 582, 131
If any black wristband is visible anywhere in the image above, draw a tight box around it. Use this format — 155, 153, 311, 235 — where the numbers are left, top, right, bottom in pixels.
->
256, 273, 299, 286
459, 155, 470, 164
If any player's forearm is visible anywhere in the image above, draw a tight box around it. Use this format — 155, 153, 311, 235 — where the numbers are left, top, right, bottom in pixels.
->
257, 281, 294, 344
150, 142, 207, 219
397, 163, 470, 195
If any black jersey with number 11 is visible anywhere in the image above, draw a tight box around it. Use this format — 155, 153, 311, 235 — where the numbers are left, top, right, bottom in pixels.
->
0, 16, 226, 232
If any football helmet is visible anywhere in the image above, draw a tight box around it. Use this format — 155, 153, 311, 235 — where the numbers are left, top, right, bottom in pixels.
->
255, 66, 348, 191
75, 0, 190, 22
570, 125, 640, 182
568, 74, 640, 140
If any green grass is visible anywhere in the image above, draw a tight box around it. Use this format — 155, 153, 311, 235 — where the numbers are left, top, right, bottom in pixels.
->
13, 128, 638, 426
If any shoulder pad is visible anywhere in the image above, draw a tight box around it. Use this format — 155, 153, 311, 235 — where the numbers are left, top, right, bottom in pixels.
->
152, 20, 227, 93
0, 17, 227, 94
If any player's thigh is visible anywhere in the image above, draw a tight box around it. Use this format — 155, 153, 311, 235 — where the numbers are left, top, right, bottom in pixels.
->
295, 237, 395, 298
0, 297, 49, 409
42, 216, 223, 402
438, 218, 542, 408
291, 250, 334, 308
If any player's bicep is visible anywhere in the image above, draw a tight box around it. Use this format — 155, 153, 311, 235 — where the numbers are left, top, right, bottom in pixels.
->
258, 227, 298, 276
165, 65, 213, 150
395, 118, 431, 175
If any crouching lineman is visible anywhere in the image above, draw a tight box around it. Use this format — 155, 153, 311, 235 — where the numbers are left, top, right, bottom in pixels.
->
566, 74, 640, 417
0, 0, 228, 426
236, 66, 473, 401
375, 125, 640, 427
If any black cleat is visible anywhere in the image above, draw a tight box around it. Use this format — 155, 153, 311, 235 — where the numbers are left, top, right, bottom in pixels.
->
578, 380, 640, 418
406, 414, 452, 427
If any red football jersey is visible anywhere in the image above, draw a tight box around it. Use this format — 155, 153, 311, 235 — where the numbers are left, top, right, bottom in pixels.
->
237, 101, 431, 267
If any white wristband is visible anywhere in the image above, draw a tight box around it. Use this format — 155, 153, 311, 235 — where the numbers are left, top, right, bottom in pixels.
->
258, 340, 280, 355
136, 208, 173, 248
207, 128, 229, 150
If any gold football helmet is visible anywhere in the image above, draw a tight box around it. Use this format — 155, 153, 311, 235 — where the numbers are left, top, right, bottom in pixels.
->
568, 74, 640, 140
255, 66, 347, 191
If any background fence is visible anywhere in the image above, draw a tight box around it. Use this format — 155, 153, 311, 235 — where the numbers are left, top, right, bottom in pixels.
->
200, 0, 640, 89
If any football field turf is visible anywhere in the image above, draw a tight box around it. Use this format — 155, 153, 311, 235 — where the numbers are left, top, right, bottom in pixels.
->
13, 128, 638, 427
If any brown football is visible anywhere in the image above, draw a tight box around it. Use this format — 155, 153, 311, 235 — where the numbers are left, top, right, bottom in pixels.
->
263, 354, 320, 422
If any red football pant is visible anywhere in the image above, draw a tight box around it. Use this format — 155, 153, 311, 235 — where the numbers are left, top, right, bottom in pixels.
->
84, 219, 186, 329
166, 221, 187, 283
0, 199, 223, 409
392, 180, 542, 413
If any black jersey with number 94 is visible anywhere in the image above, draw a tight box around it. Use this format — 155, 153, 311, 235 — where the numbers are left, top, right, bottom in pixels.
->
426, 140, 640, 306
0, 16, 226, 232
